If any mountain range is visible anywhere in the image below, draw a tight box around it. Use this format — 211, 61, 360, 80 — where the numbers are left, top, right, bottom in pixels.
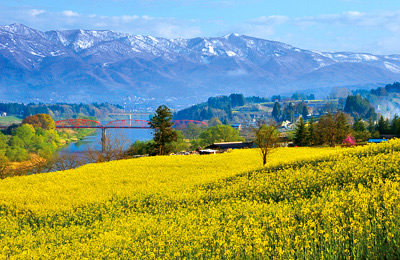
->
1, 23, 400, 109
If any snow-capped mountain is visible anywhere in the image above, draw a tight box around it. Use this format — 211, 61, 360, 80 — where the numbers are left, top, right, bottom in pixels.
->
1, 23, 400, 108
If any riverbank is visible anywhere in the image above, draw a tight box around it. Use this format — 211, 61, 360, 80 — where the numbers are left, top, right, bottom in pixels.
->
0, 127, 97, 178
57, 128, 97, 145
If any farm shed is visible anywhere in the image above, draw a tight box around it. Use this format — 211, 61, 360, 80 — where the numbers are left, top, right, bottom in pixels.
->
205, 142, 253, 150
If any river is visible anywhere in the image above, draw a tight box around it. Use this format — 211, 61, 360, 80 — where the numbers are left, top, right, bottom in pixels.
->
61, 128, 153, 153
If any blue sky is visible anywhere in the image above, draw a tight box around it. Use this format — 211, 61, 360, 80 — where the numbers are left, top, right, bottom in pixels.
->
1, 0, 400, 54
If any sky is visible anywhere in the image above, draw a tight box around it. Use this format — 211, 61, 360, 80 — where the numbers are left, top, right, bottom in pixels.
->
1, 0, 400, 54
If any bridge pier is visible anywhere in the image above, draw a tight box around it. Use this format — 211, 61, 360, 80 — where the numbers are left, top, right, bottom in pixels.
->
101, 128, 107, 153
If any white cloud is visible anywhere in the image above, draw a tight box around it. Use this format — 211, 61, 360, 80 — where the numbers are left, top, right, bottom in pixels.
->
240, 10, 400, 54
251, 15, 289, 25
62, 10, 79, 17
295, 11, 400, 31
28, 9, 46, 17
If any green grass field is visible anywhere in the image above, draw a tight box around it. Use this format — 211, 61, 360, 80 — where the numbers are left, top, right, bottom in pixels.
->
0, 116, 22, 125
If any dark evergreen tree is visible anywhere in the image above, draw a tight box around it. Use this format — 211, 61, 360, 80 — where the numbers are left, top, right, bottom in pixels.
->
353, 117, 366, 132
367, 117, 375, 133
307, 94, 316, 100
294, 117, 308, 146
391, 115, 400, 136
296, 102, 309, 119
376, 115, 390, 135
229, 94, 245, 107
344, 94, 375, 119
271, 102, 281, 121
148, 105, 177, 156
283, 103, 294, 122
307, 116, 316, 146
335, 112, 349, 144
226, 104, 233, 120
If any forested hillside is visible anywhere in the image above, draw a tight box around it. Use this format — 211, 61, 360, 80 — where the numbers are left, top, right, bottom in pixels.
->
0, 103, 124, 120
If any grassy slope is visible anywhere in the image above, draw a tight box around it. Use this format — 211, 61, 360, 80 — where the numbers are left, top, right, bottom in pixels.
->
0, 116, 22, 125
0, 142, 399, 258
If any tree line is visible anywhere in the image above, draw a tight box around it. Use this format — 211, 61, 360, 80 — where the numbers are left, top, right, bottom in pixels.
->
293, 112, 400, 147
0, 102, 124, 120
0, 114, 98, 178
174, 94, 269, 122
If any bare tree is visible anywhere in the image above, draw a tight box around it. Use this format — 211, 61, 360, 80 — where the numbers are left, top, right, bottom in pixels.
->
52, 152, 85, 171
252, 120, 280, 166
84, 132, 130, 163
29, 155, 52, 174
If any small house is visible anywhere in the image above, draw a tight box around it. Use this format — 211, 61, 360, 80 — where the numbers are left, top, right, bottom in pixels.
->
231, 123, 242, 130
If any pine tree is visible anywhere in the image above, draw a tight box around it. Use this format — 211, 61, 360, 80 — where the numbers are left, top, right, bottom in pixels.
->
294, 117, 308, 146
391, 115, 400, 136
307, 116, 316, 146
367, 117, 375, 133
149, 105, 177, 156
271, 102, 281, 121
335, 112, 349, 144
376, 115, 390, 135
353, 117, 366, 132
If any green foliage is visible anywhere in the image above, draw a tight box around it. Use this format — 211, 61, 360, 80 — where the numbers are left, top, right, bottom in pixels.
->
12, 124, 35, 150
208, 117, 222, 127
182, 123, 203, 139
199, 125, 244, 147
149, 105, 178, 156
0, 152, 10, 179
353, 117, 371, 141
252, 122, 280, 165
316, 112, 350, 147
245, 96, 269, 103
0, 132, 8, 151
391, 115, 400, 136
307, 116, 316, 146
291, 93, 315, 100
294, 117, 308, 146
6, 146, 30, 162
272, 102, 281, 121
126, 140, 154, 156
189, 139, 202, 150
370, 82, 400, 96
376, 115, 391, 135
271, 95, 281, 102
335, 112, 350, 144
367, 117, 375, 133
229, 94, 246, 107
3, 124, 62, 162
21, 103, 123, 119
174, 93, 268, 121
295, 102, 309, 119
353, 117, 366, 132
172, 131, 189, 153
283, 102, 295, 122
344, 94, 376, 119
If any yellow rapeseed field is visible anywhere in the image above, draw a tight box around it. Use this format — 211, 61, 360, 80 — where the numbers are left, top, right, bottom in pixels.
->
0, 141, 399, 259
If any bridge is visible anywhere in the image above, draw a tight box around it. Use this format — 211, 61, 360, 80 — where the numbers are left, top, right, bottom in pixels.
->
108, 112, 154, 120
55, 119, 208, 152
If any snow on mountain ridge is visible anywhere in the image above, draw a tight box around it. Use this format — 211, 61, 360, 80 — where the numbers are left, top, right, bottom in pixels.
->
1, 23, 400, 107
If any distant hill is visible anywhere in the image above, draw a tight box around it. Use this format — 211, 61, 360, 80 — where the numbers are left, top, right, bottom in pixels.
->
1, 23, 400, 109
